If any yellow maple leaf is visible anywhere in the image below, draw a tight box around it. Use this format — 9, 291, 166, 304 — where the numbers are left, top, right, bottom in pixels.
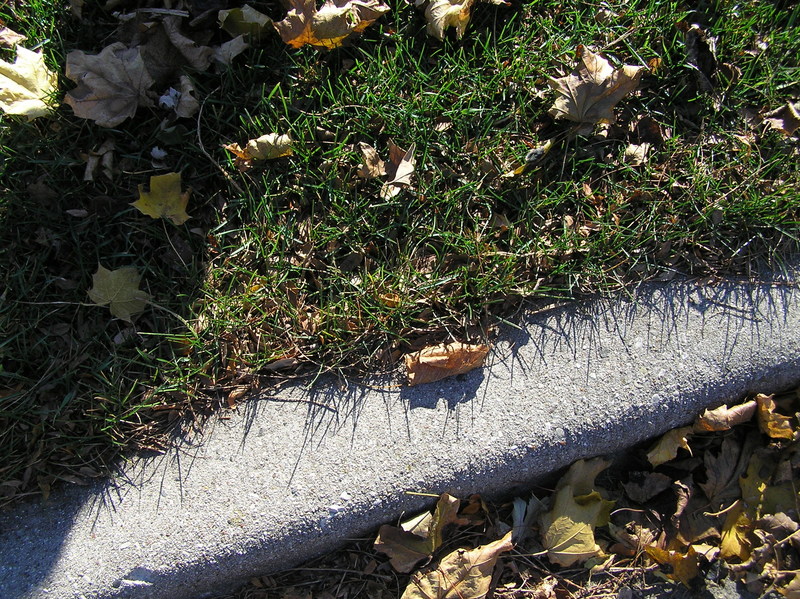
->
132, 172, 191, 226
274, 0, 389, 49
88, 265, 150, 322
646, 425, 694, 467
0, 47, 57, 120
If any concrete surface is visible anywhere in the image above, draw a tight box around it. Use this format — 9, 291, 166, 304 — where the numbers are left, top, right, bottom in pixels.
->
1, 273, 799, 599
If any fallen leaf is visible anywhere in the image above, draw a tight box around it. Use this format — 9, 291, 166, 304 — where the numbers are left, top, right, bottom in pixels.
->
0, 26, 26, 48
681, 22, 717, 93
64, 42, 154, 127
132, 172, 191, 226
548, 46, 646, 131
762, 103, 800, 136
375, 493, 460, 572
720, 500, 752, 561
88, 265, 150, 322
623, 142, 650, 166
401, 531, 513, 599
405, 342, 489, 386
417, 0, 508, 41
0, 46, 58, 120
83, 138, 116, 182
780, 574, 800, 599
623, 472, 673, 503
274, 0, 389, 49
224, 133, 293, 168
699, 435, 750, 507
646, 426, 694, 467
219, 4, 273, 41
382, 140, 416, 199
213, 36, 251, 66
356, 142, 387, 179
756, 393, 795, 440
645, 545, 700, 586
174, 75, 200, 118
540, 487, 613, 566
695, 400, 757, 432
557, 457, 611, 497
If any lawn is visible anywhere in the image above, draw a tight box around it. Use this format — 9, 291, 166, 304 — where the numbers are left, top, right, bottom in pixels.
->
0, 0, 798, 504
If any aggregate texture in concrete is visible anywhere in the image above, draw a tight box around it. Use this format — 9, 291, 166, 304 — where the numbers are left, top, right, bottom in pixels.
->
1, 273, 799, 599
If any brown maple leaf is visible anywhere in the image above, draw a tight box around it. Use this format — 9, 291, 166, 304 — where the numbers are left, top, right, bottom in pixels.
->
274, 0, 389, 49
548, 46, 646, 131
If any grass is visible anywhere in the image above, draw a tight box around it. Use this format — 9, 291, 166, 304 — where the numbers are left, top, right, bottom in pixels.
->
0, 0, 798, 503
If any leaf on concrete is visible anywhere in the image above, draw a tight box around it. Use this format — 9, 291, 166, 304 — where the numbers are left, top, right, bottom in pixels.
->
695, 400, 757, 432
756, 393, 795, 440
401, 531, 513, 599
88, 265, 150, 322
645, 545, 700, 587
274, 0, 389, 49
64, 43, 154, 127
539, 486, 614, 567
375, 493, 460, 572
0, 46, 57, 120
0, 26, 26, 48
719, 500, 752, 561
405, 341, 489, 386
647, 426, 694, 467
548, 46, 646, 131
416, 0, 508, 41
763, 103, 800, 137
132, 172, 191, 225
219, 4, 273, 42
224, 133, 293, 169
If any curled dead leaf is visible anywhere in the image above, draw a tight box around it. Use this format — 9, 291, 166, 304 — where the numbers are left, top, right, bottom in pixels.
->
756, 393, 795, 440
405, 342, 489, 386
695, 400, 757, 432
274, 0, 389, 49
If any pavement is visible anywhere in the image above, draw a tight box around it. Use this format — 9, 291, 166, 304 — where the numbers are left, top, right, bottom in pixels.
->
1, 271, 799, 599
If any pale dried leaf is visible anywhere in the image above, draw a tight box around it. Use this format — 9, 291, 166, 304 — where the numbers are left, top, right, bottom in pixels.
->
274, 0, 389, 49
540, 487, 612, 567
0, 47, 57, 120
218, 4, 273, 41
356, 142, 386, 179
0, 26, 26, 48
405, 341, 489, 386
88, 265, 150, 322
212, 36, 251, 66
381, 140, 416, 199
548, 46, 646, 127
763, 103, 800, 136
624, 142, 650, 166
695, 400, 757, 431
64, 43, 154, 127
224, 133, 293, 166
174, 75, 199, 118
420, 0, 507, 40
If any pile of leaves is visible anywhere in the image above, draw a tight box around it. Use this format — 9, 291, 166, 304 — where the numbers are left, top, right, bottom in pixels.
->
220, 387, 800, 599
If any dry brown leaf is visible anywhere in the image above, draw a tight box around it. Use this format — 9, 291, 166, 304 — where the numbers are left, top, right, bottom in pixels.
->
274, 0, 389, 49
682, 22, 717, 93
382, 140, 416, 199
695, 400, 757, 432
224, 133, 293, 169
356, 142, 387, 179
213, 35, 251, 66
218, 4, 273, 42
401, 531, 513, 599
548, 46, 646, 131
756, 393, 795, 440
719, 500, 752, 561
781, 574, 800, 599
416, 0, 508, 41
64, 43, 154, 127
646, 426, 694, 467
83, 138, 115, 182
763, 103, 800, 136
623, 142, 650, 166
405, 342, 489, 386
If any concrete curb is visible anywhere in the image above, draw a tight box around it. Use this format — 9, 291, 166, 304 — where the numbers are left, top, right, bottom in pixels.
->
1, 275, 799, 598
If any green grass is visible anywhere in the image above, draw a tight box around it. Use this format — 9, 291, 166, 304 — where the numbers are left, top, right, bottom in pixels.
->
1, 0, 798, 503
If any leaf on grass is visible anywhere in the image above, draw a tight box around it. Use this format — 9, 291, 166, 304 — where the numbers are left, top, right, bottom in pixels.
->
401, 531, 513, 599
219, 4, 273, 42
356, 142, 387, 179
756, 393, 795, 440
762, 103, 800, 137
695, 400, 757, 432
623, 142, 650, 166
274, 0, 389, 49
132, 172, 191, 225
374, 493, 460, 572
681, 22, 717, 93
213, 35, 251, 66
357, 140, 416, 198
416, 0, 508, 41
405, 342, 489, 386
645, 545, 700, 587
88, 265, 150, 322
0, 46, 58, 120
64, 43, 154, 127
548, 46, 646, 132
224, 133, 293, 169
159, 75, 200, 118
0, 26, 26, 48
646, 426, 694, 467
539, 486, 614, 567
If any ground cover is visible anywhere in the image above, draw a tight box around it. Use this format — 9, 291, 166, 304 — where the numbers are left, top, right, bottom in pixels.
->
217, 387, 800, 599
0, 0, 798, 505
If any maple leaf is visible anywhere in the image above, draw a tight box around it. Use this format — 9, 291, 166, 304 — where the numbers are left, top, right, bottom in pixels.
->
132, 172, 191, 226
548, 46, 646, 132
274, 0, 389, 49
405, 342, 489, 386
219, 4, 274, 42
646, 425, 694, 467
540, 486, 613, 566
756, 393, 795, 440
0, 47, 57, 120
645, 545, 700, 587
401, 531, 513, 599
64, 43, 154, 128
88, 265, 150, 322
417, 0, 508, 41
356, 142, 386, 179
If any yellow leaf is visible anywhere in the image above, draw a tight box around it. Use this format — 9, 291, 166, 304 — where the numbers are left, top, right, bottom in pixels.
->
224, 133, 293, 169
401, 531, 513, 599
645, 545, 700, 587
132, 172, 191, 226
646, 425, 694, 467
88, 265, 150, 322
719, 500, 752, 561
418, 0, 508, 40
274, 0, 389, 49
405, 342, 489, 386
756, 393, 795, 440
539, 486, 613, 567
0, 47, 57, 120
